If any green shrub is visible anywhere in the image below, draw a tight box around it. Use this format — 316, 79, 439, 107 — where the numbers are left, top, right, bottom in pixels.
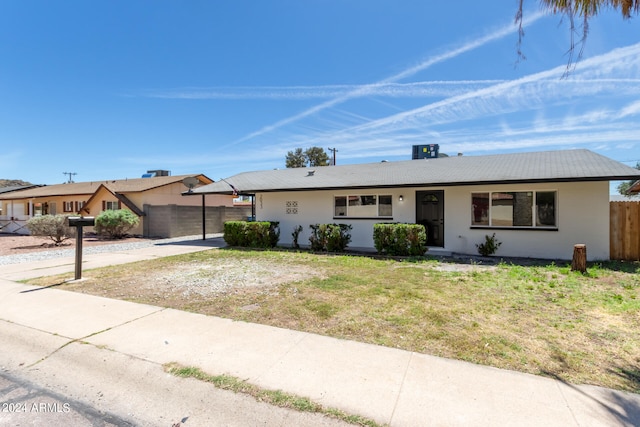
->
26, 214, 74, 246
223, 221, 280, 248
476, 233, 502, 256
94, 209, 140, 239
291, 225, 303, 249
309, 224, 352, 252
223, 221, 247, 246
373, 223, 427, 256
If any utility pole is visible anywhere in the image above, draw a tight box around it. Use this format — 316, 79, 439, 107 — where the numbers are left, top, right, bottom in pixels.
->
63, 172, 77, 183
327, 147, 338, 166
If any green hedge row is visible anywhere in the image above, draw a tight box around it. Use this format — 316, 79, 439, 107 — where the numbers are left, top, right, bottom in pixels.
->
223, 221, 280, 248
373, 223, 427, 256
223, 221, 427, 256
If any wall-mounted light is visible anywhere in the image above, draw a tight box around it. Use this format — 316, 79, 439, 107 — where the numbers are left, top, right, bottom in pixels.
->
399, 195, 404, 201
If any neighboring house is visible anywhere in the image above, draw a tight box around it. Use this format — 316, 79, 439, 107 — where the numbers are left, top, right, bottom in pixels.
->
189, 149, 640, 261
0, 185, 41, 228
0, 185, 41, 195
0, 173, 234, 236
628, 180, 640, 195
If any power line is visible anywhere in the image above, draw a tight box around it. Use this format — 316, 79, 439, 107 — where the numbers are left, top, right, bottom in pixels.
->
63, 172, 77, 183
327, 147, 338, 165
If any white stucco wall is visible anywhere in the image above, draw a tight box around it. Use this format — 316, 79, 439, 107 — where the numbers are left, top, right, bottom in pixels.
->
254, 180, 610, 261
444, 181, 610, 261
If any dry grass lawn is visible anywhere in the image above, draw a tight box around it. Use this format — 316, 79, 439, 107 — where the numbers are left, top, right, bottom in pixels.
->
25, 248, 640, 393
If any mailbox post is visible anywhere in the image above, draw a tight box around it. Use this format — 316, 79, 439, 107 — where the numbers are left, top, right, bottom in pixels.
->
67, 216, 95, 280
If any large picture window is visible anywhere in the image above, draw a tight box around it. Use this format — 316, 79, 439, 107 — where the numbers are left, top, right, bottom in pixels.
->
471, 191, 557, 228
334, 195, 393, 218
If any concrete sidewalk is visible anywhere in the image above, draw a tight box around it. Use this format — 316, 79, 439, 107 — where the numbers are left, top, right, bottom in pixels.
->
1, 237, 639, 426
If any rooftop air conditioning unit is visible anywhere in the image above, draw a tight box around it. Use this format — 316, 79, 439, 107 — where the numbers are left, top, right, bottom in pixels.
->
142, 169, 171, 178
412, 144, 439, 160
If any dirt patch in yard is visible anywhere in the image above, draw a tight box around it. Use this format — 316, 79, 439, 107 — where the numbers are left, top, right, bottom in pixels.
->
0, 233, 151, 256
55, 252, 326, 309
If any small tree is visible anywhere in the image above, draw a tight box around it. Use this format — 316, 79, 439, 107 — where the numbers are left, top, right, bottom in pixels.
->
285, 148, 307, 168
292, 225, 303, 249
26, 214, 74, 246
617, 162, 640, 196
94, 209, 139, 239
285, 147, 330, 168
304, 147, 330, 167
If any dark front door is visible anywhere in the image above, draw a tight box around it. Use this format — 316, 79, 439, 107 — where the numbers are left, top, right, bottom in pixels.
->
416, 191, 444, 247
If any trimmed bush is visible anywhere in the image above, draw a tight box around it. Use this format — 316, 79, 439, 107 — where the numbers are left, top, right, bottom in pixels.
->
373, 223, 427, 256
223, 221, 246, 246
26, 214, 74, 246
223, 221, 280, 248
309, 224, 352, 252
94, 209, 140, 239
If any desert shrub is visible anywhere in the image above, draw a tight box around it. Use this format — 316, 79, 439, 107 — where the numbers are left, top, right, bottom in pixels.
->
26, 214, 74, 246
373, 223, 427, 256
94, 209, 140, 239
309, 224, 352, 252
223, 221, 280, 248
476, 233, 502, 256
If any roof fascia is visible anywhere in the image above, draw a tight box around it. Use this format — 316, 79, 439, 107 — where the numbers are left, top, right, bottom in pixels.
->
228, 176, 635, 194
117, 175, 212, 194
114, 193, 145, 216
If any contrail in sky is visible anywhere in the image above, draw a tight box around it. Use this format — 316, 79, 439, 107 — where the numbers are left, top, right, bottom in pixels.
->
230, 11, 546, 146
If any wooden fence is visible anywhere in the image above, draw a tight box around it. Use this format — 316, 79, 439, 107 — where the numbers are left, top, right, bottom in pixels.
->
610, 201, 640, 260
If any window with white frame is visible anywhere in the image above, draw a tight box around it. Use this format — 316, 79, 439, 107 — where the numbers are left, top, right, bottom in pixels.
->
104, 201, 120, 210
63, 201, 75, 212
334, 195, 393, 218
471, 191, 557, 228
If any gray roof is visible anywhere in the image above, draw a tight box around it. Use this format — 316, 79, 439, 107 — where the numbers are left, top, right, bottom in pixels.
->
0, 175, 212, 200
192, 149, 640, 195
0, 185, 40, 194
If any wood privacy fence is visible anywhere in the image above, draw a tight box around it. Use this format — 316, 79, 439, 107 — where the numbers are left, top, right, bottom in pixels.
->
610, 201, 640, 260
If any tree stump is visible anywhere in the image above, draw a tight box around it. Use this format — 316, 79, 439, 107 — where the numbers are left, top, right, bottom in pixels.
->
571, 244, 587, 273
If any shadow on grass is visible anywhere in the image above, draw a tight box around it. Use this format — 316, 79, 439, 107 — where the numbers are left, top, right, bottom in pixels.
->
591, 260, 640, 274
609, 365, 640, 394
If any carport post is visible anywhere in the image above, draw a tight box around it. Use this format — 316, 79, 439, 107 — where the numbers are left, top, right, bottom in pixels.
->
202, 194, 206, 240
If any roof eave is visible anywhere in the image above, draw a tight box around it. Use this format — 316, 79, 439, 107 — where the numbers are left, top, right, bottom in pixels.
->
199, 176, 636, 194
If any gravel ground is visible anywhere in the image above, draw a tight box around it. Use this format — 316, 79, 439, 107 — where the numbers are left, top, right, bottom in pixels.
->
0, 234, 224, 266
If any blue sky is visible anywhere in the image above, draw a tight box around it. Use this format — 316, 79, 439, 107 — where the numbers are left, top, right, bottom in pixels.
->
1, 1, 639, 193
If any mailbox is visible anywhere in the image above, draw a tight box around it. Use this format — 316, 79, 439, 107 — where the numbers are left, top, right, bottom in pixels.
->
67, 216, 95, 227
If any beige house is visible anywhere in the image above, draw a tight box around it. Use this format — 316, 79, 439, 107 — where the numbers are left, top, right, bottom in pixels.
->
0, 173, 235, 236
